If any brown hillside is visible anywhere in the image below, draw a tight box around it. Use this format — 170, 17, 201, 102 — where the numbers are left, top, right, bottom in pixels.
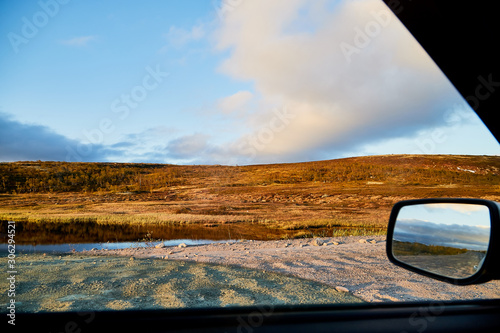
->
1, 155, 499, 242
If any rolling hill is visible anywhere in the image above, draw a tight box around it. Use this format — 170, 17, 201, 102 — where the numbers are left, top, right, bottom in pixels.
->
1, 155, 499, 242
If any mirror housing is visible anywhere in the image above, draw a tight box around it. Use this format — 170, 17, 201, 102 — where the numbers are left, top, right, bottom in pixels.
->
387, 198, 500, 285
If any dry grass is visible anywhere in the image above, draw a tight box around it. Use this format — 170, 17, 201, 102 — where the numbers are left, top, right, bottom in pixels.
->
1, 155, 499, 242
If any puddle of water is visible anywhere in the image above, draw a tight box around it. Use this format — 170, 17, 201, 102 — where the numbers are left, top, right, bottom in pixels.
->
0, 239, 235, 254
0, 220, 381, 253
0, 219, 311, 245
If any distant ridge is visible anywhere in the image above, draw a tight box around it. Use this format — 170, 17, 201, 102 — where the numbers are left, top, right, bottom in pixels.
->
1, 154, 499, 194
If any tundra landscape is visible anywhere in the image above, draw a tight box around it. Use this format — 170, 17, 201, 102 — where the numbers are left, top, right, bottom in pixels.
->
2, 154, 500, 312
1, 154, 500, 244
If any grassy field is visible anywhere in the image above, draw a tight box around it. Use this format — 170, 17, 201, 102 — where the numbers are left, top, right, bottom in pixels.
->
1, 154, 499, 243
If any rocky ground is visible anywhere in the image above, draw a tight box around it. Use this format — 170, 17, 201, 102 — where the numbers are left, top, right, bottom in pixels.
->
2, 236, 499, 313
90, 235, 500, 303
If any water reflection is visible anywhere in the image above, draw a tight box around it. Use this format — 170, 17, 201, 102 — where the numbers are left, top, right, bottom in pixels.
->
0, 239, 235, 254
1, 219, 383, 253
0, 219, 289, 245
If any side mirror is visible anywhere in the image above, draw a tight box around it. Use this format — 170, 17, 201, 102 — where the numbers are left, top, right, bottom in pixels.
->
387, 198, 500, 285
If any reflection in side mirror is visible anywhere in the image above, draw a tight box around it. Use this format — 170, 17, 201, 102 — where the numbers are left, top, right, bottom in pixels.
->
387, 199, 499, 284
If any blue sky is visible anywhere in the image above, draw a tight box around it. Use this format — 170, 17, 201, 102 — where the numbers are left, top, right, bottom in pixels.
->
1, 0, 499, 165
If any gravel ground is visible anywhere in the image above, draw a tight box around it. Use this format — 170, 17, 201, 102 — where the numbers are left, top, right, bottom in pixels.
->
2, 235, 499, 313
91, 235, 500, 303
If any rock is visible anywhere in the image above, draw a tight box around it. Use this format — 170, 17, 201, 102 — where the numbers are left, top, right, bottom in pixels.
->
321, 194, 329, 198
322, 242, 328, 246
178, 243, 187, 248
358, 239, 368, 243
332, 242, 339, 245
155, 242, 165, 248
312, 239, 324, 246
369, 240, 377, 244
335, 286, 349, 293
129, 257, 134, 261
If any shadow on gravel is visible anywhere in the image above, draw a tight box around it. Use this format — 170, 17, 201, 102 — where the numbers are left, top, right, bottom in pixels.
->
0, 253, 364, 313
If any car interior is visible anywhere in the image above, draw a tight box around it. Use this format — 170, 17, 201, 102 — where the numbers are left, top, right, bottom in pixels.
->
7, 0, 500, 332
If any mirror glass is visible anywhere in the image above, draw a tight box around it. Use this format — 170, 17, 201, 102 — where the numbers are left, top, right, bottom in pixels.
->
392, 203, 490, 279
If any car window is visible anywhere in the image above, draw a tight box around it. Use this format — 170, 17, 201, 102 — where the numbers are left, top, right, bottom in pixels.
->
1, 0, 499, 316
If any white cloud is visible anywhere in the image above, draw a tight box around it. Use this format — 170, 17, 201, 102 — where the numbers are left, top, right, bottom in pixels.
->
210, 0, 465, 163
425, 203, 490, 215
60, 35, 97, 47
166, 133, 212, 160
216, 90, 254, 114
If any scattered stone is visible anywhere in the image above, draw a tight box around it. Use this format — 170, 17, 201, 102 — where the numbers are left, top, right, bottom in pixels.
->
322, 242, 328, 246
129, 257, 134, 261
332, 242, 339, 245
369, 240, 377, 244
312, 239, 324, 246
155, 242, 165, 249
335, 286, 349, 293
321, 194, 329, 198
178, 243, 187, 248
358, 239, 368, 243
91, 248, 97, 251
